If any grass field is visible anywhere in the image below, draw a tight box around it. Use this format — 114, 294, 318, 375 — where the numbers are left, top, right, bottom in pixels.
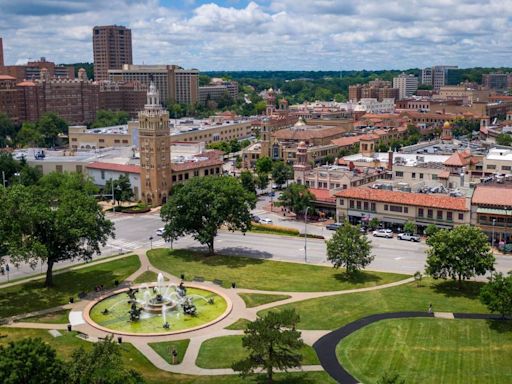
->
0, 255, 140, 319
239, 293, 291, 308
259, 278, 489, 330
133, 271, 160, 284
196, 335, 320, 369
0, 327, 335, 384
149, 340, 190, 364
148, 249, 407, 292
337, 318, 512, 384
20, 309, 71, 324
225, 318, 251, 330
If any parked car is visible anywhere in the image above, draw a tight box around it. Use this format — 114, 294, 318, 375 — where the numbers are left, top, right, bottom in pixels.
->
260, 218, 273, 224
326, 222, 342, 231
397, 233, 421, 242
156, 228, 165, 236
360, 226, 368, 234
372, 229, 393, 238
251, 215, 261, 223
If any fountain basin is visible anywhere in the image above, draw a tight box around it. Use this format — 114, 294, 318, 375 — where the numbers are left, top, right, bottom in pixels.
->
85, 284, 231, 336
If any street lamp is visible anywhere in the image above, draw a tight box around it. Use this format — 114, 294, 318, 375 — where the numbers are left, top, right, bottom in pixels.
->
492, 218, 496, 247
304, 206, 310, 263
149, 236, 154, 250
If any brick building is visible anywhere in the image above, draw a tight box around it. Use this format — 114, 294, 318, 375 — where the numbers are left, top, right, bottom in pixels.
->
0, 57, 74, 82
93, 25, 132, 81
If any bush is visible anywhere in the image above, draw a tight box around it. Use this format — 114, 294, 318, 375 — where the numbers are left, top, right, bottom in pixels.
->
298, 233, 325, 239
251, 223, 300, 236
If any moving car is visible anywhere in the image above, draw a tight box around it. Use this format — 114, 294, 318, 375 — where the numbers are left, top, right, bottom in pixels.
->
397, 233, 421, 242
326, 222, 342, 231
251, 214, 261, 223
372, 229, 393, 238
156, 228, 165, 236
259, 218, 273, 224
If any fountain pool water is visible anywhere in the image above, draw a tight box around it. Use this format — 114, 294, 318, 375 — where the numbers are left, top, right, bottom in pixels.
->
88, 275, 228, 335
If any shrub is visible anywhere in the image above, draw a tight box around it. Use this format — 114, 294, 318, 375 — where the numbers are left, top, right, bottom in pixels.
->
251, 223, 299, 236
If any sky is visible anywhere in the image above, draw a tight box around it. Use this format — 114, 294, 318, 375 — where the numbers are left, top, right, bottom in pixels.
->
0, 0, 511, 71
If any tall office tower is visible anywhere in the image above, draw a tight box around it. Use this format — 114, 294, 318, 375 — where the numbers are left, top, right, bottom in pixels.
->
93, 25, 132, 81
139, 82, 171, 207
0, 37, 4, 67
393, 73, 419, 99
421, 66, 458, 90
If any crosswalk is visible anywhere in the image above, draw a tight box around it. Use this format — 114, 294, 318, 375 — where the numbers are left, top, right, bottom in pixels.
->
103, 237, 168, 253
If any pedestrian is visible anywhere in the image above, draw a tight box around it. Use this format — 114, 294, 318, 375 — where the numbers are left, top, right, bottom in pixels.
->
428, 303, 432, 313
171, 348, 178, 364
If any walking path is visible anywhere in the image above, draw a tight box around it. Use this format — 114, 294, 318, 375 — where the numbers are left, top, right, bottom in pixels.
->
0, 248, 453, 380
313, 311, 508, 384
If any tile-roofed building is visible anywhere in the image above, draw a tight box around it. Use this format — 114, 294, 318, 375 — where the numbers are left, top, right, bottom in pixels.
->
335, 187, 469, 232
87, 162, 141, 174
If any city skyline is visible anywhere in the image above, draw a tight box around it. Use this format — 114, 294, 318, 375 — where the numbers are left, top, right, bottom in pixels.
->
0, 0, 511, 71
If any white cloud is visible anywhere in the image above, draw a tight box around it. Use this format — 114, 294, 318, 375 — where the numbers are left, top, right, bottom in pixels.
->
0, 0, 511, 70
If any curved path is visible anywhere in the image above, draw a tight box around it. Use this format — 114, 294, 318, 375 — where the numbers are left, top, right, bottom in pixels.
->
313, 311, 507, 384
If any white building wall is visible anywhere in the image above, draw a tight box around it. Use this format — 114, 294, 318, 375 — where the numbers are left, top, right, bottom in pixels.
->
86, 168, 141, 200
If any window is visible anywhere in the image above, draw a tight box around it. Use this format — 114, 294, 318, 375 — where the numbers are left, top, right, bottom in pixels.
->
101, 170, 105, 180
350, 200, 355, 208
371, 203, 376, 212
502, 166, 511, 171
194, 170, 199, 177
99, 139, 104, 143
363, 202, 369, 210
384, 204, 389, 211
487, 164, 496, 170
76, 165, 82, 173
458, 213, 464, 220
339, 199, 344, 206
389, 205, 403, 212
395, 171, 404, 177
356, 201, 362, 210
185, 173, 189, 180
437, 210, 443, 220
447, 211, 453, 221
172, 175, 177, 182
432, 174, 438, 180
205, 169, 209, 176
404, 207, 408, 213
114, 139, 120, 144
418, 208, 424, 217
71, 138, 77, 142
178, 174, 183, 181
412, 172, 416, 179
419, 173, 424, 179
428, 209, 433, 218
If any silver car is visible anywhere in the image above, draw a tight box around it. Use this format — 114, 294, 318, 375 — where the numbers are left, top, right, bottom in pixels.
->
398, 233, 420, 242
372, 229, 393, 238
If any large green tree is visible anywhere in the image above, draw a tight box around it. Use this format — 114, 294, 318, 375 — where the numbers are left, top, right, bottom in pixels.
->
326, 221, 374, 275
255, 156, 273, 174
160, 176, 256, 255
271, 160, 293, 188
91, 110, 130, 128
480, 272, 512, 318
425, 225, 495, 285
68, 336, 144, 384
232, 309, 304, 383
0, 338, 69, 384
36, 112, 68, 147
105, 174, 134, 205
0, 172, 115, 286
0, 113, 16, 148
496, 133, 512, 147
16, 122, 44, 148
240, 171, 256, 195
277, 183, 314, 215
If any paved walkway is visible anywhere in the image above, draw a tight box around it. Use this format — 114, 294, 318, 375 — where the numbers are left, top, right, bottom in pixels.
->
2, 249, 417, 377
313, 311, 508, 384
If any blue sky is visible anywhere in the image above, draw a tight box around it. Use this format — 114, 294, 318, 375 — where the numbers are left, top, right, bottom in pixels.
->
0, 0, 511, 71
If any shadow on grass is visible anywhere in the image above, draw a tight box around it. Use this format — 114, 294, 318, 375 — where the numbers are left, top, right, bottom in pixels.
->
169, 249, 268, 268
431, 280, 484, 300
254, 373, 322, 384
487, 319, 512, 333
333, 270, 383, 285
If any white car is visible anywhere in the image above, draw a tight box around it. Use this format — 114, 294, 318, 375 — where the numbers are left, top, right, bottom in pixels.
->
372, 229, 393, 238
156, 227, 165, 236
398, 233, 421, 242
259, 218, 273, 224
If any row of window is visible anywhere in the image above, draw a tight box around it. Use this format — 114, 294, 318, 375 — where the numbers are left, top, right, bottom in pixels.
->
395, 171, 438, 180
418, 208, 463, 221
172, 167, 221, 182
486, 164, 511, 171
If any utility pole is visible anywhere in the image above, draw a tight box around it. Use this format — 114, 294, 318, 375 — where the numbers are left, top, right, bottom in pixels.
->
304, 206, 310, 263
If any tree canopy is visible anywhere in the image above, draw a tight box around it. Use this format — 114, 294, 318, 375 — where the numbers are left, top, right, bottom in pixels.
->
496, 133, 512, 147
91, 110, 130, 128
271, 161, 293, 188
232, 309, 304, 383
326, 221, 374, 275
0, 172, 115, 286
480, 272, 512, 318
240, 171, 256, 195
255, 156, 273, 174
160, 176, 256, 255
277, 183, 314, 215
104, 174, 134, 205
425, 225, 495, 285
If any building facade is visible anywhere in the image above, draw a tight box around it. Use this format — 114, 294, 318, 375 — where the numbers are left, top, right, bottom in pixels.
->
138, 83, 171, 207
393, 73, 418, 100
0, 37, 3, 67
421, 66, 458, 90
0, 57, 74, 82
482, 73, 511, 91
93, 25, 132, 81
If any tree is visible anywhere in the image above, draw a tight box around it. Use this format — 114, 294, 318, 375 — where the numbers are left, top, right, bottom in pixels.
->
425, 225, 495, 286
91, 110, 130, 128
0, 172, 115, 286
424, 223, 439, 237
378, 373, 406, 384
277, 183, 314, 215
105, 174, 134, 205
16, 122, 44, 148
403, 220, 417, 234
255, 156, 273, 174
480, 272, 512, 318
368, 217, 380, 231
0, 113, 16, 148
326, 221, 374, 275
68, 335, 144, 384
36, 112, 68, 147
160, 176, 256, 255
256, 172, 269, 190
0, 338, 68, 384
496, 133, 512, 147
271, 161, 293, 188
232, 309, 304, 383
240, 171, 256, 195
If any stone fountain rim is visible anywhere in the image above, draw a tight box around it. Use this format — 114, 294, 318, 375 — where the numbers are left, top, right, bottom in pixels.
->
82, 282, 233, 337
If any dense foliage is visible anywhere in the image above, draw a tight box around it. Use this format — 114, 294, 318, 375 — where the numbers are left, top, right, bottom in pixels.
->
277, 183, 314, 215
91, 110, 130, 128
480, 272, 512, 318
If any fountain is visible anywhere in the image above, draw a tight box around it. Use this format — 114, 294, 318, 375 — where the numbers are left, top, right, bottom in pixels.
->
88, 273, 229, 335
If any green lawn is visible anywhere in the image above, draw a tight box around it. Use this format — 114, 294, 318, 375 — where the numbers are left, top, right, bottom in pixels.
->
148, 249, 407, 292
148, 340, 190, 365
225, 318, 251, 330
133, 270, 159, 284
0, 255, 140, 319
0, 327, 335, 384
337, 318, 512, 384
19, 309, 71, 324
259, 278, 489, 330
196, 335, 319, 369
239, 293, 291, 308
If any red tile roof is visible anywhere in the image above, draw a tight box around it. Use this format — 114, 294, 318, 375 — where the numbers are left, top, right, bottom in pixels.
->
86, 162, 141, 174
335, 187, 468, 211
272, 126, 343, 140
170, 157, 223, 172
331, 136, 361, 147
16, 80, 36, 87
309, 188, 336, 203
0, 75, 16, 80
472, 185, 512, 207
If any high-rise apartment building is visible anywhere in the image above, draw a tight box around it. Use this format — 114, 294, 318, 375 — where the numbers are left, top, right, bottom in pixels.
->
393, 73, 419, 100
482, 73, 511, 91
93, 25, 132, 81
348, 79, 399, 102
0, 37, 4, 67
138, 83, 171, 207
109, 64, 199, 105
421, 66, 458, 90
